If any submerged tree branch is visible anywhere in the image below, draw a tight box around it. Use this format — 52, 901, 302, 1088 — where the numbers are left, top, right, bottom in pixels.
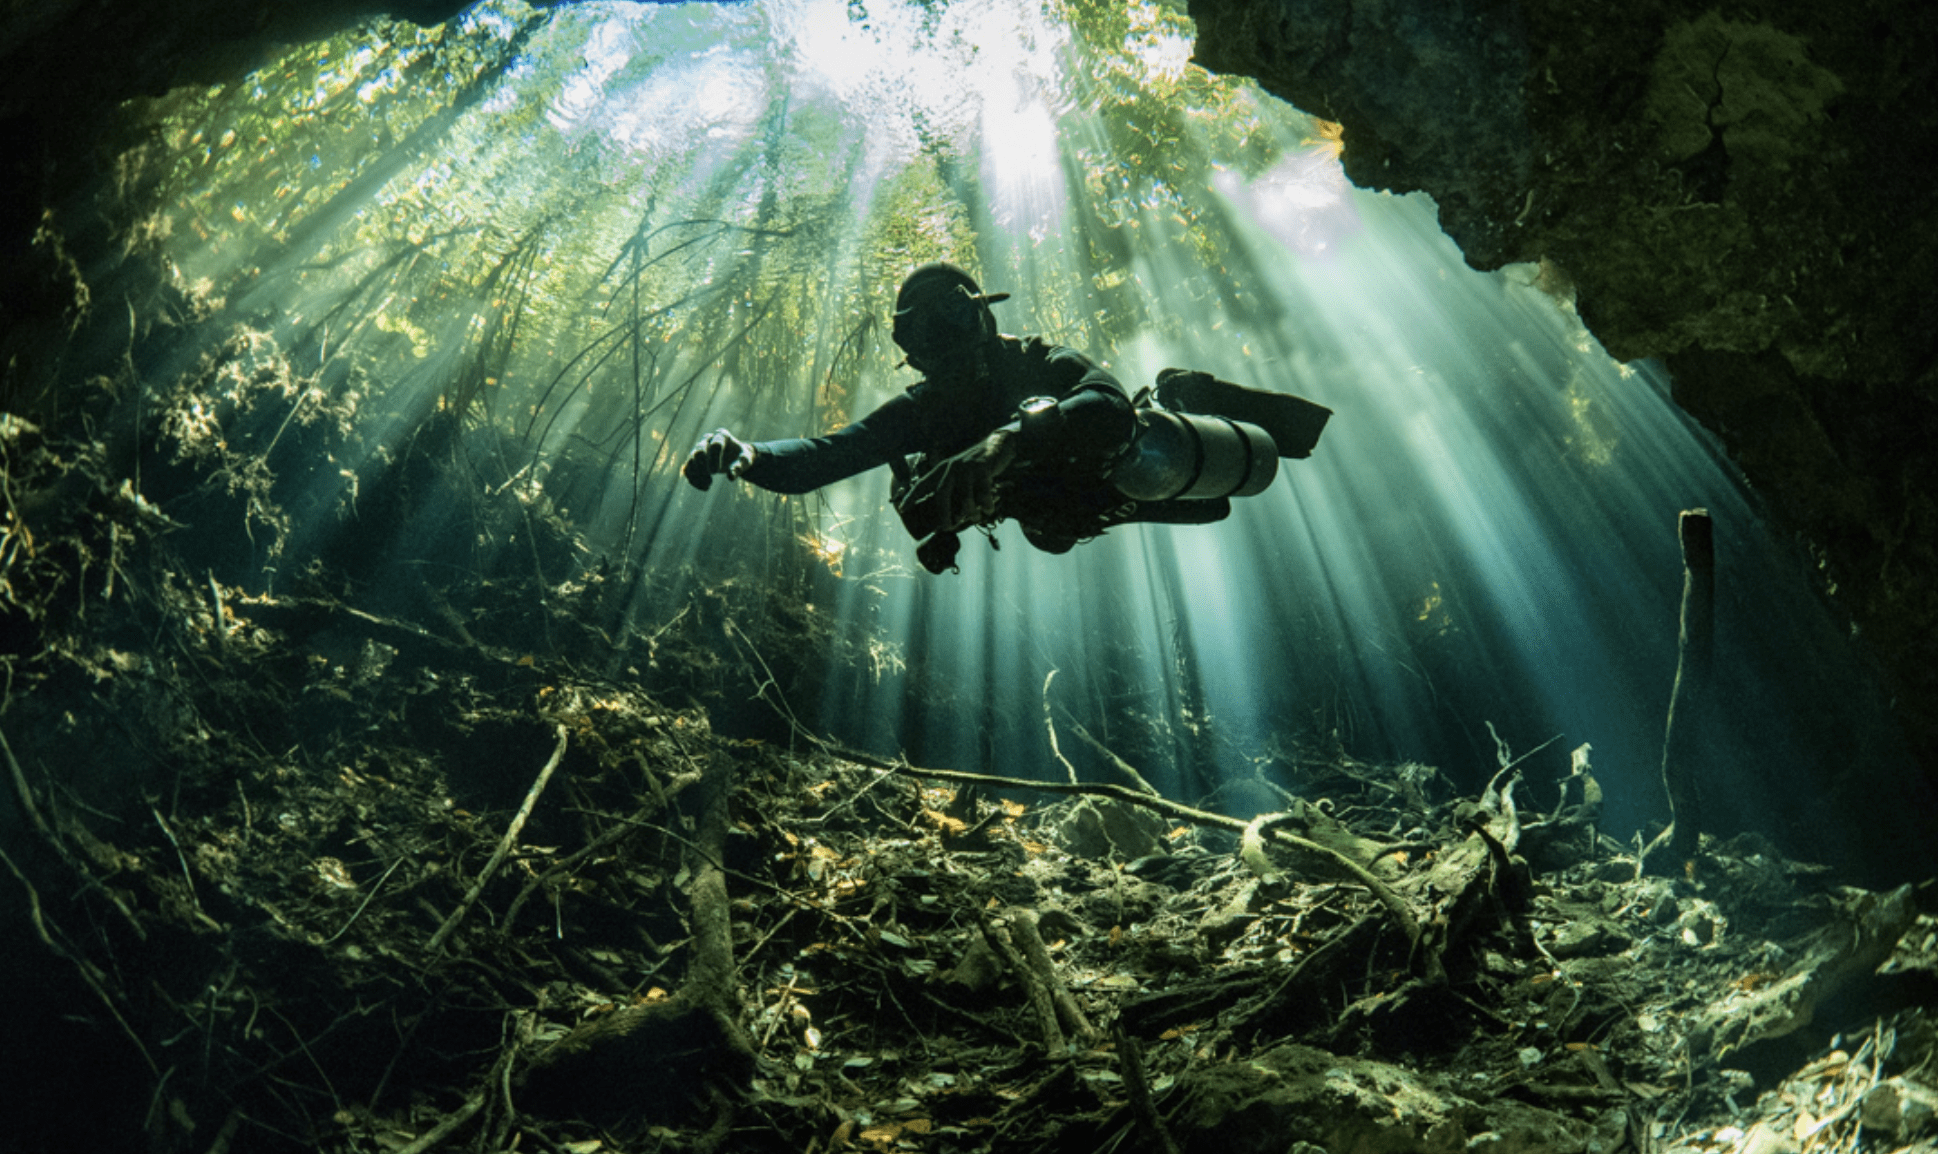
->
427, 723, 569, 955
1056, 703, 1161, 796
1042, 670, 1079, 785
816, 740, 1428, 970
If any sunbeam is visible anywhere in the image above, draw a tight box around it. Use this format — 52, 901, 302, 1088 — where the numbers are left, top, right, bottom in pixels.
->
117, 0, 1905, 863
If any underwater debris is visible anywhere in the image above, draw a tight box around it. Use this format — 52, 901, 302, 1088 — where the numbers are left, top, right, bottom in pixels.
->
1, 284, 1932, 1154
6, 566, 1935, 1151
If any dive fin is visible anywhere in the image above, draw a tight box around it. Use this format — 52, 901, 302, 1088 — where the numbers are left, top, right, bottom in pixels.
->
1154, 368, 1333, 458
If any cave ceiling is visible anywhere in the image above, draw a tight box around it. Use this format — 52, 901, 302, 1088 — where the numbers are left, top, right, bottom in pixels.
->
3, 0, 1935, 781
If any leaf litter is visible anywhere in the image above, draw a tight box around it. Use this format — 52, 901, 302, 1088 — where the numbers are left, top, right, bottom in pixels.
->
1, 361, 1935, 1154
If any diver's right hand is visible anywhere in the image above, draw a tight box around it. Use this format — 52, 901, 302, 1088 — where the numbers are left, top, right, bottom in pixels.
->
895, 429, 1017, 534
682, 429, 755, 490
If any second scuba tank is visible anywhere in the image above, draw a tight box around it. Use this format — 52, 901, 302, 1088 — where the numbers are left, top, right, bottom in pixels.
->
1107, 409, 1279, 502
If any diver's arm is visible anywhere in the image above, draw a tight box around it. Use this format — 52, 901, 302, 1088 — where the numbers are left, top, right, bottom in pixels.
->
1008, 365, 1136, 467
732, 393, 925, 494
1020, 343, 1135, 457
682, 429, 756, 490
904, 383, 1136, 534
1021, 386, 1133, 457
1044, 345, 1130, 403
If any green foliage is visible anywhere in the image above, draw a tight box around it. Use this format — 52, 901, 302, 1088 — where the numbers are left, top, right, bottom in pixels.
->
110, 0, 1343, 552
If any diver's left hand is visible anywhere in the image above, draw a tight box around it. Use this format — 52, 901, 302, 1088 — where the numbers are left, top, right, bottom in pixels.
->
916, 429, 1017, 532
682, 428, 755, 490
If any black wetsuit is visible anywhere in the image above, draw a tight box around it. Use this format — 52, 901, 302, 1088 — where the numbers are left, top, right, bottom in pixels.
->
738, 336, 1131, 494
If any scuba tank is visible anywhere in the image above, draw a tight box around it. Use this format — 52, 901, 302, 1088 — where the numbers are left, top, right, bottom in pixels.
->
1107, 408, 1279, 502
895, 371, 1330, 573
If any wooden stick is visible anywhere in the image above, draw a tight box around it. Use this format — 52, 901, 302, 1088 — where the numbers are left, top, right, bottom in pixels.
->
1, 724, 55, 843
1009, 909, 1100, 1046
0, 840, 159, 1075
427, 724, 568, 954
1042, 670, 1079, 785
1115, 1025, 1182, 1154
682, 752, 740, 1007
392, 1093, 484, 1154
980, 912, 1063, 1051
3, 725, 147, 940
1057, 707, 1162, 796
500, 770, 699, 930
1657, 509, 1714, 868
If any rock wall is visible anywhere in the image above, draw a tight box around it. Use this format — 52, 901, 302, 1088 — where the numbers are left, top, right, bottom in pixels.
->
1191, 0, 1938, 777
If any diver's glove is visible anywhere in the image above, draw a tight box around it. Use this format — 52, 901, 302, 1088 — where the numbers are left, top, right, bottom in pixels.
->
682, 429, 755, 490
897, 429, 1018, 535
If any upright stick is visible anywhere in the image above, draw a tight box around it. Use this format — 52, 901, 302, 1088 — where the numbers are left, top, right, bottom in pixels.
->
1658, 509, 1714, 867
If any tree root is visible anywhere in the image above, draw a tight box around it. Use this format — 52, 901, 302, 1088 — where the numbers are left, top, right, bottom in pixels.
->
519, 751, 754, 1145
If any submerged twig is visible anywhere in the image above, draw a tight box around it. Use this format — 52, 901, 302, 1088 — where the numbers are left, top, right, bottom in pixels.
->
428, 723, 569, 955
1055, 705, 1160, 796
980, 912, 1062, 1051
4, 725, 147, 939
1481, 727, 1564, 798
501, 772, 700, 929
151, 804, 201, 913
1010, 908, 1100, 1047
1042, 670, 1079, 785
393, 1092, 485, 1154
2, 725, 55, 842
0, 840, 159, 1075
324, 854, 407, 945
1115, 1025, 1182, 1154
207, 572, 229, 650
1652, 508, 1714, 870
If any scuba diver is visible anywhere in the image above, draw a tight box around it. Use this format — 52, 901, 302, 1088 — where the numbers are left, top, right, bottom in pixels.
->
682, 262, 1331, 573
